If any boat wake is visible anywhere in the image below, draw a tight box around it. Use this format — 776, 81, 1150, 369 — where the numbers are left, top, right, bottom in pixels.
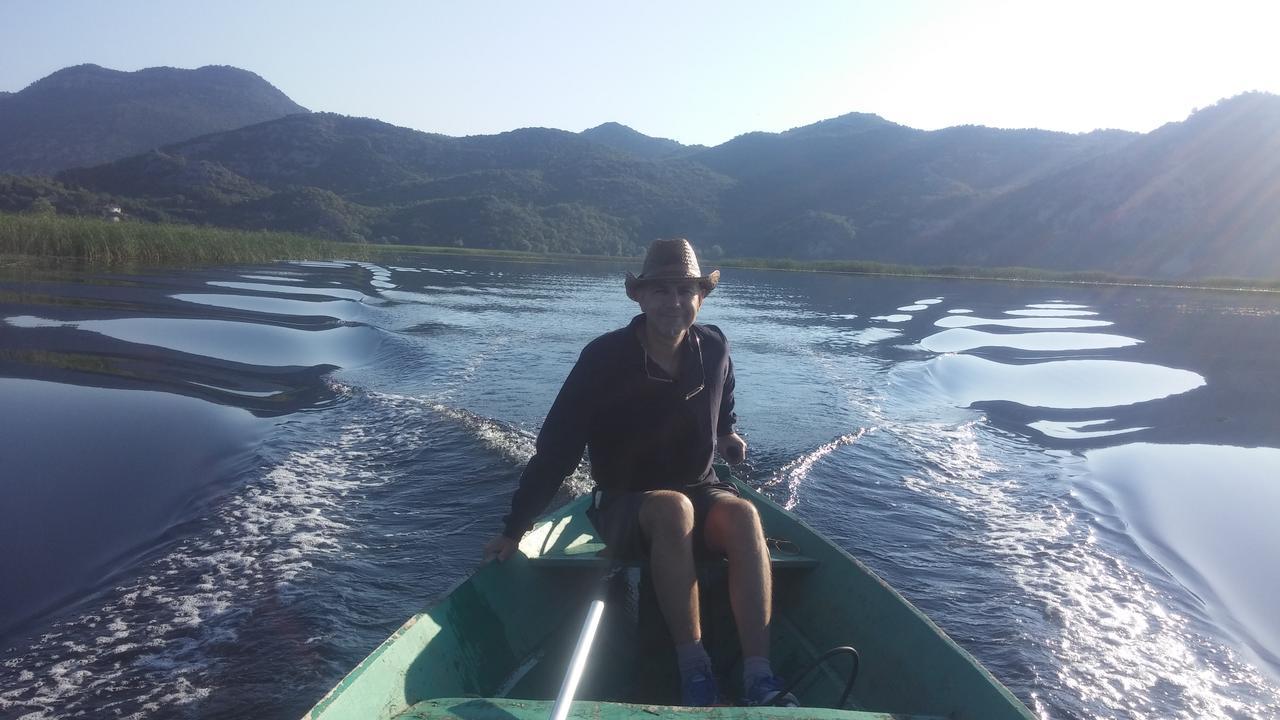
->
884, 420, 1280, 719
372, 392, 594, 499
763, 429, 870, 510
0, 392, 385, 719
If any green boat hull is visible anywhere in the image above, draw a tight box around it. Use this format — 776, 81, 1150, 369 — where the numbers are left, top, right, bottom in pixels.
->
304, 470, 1035, 719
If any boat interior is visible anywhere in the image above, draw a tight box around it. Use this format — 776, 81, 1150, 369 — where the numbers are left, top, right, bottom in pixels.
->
306, 478, 1030, 720
387, 505, 940, 719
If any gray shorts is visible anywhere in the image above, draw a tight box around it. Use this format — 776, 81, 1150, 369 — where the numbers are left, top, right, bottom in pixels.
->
585, 481, 742, 561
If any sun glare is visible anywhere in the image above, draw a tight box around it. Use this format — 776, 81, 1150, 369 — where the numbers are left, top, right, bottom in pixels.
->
846, 0, 1280, 134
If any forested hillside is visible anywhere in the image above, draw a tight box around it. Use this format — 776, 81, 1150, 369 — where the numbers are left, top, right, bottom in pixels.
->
4, 63, 1278, 279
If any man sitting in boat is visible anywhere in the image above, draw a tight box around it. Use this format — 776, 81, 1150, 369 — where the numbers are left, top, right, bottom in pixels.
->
482, 237, 798, 708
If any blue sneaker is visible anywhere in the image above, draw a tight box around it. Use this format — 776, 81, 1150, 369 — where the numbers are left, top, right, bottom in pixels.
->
680, 666, 720, 706
743, 674, 799, 707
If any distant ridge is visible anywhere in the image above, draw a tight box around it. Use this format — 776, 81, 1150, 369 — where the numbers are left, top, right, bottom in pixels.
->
5, 64, 1279, 280
0, 64, 307, 175
56, 112, 728, 252
918, 92, 1280, 279
783, 112, 897, 137
579, 122, 691, 158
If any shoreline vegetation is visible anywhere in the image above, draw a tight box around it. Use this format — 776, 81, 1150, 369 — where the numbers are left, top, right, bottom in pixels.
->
0, 212, 368, 267
2, 212, 1276, 293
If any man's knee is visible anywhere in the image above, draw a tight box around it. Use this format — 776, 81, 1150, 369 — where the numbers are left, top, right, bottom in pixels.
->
706, 497, 764, 549
639, 490, 695, 536
710, 496, 760, 529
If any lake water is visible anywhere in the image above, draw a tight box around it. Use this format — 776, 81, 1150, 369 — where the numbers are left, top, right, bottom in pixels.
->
1, 257, 1278, 719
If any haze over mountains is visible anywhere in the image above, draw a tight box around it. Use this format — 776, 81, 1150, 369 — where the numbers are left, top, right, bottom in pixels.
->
2, 64, 1278, 280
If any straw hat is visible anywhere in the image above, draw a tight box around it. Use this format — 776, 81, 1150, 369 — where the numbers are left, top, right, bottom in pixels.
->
625, 238, 720, 300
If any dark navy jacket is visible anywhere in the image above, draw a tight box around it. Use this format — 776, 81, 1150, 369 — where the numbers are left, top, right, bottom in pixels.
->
502, 314, 737, 538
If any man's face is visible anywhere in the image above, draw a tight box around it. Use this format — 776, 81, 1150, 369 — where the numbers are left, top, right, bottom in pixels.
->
636, 280, 704, 339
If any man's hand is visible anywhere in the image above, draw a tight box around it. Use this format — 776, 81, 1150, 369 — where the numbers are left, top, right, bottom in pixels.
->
482, 534, 520, 564
718, 432, 747, 465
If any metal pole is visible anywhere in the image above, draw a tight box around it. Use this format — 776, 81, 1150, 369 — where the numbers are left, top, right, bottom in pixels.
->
548, 599, 605, 720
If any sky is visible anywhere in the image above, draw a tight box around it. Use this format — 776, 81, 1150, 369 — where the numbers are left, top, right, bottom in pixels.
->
3, 0, 1278, 146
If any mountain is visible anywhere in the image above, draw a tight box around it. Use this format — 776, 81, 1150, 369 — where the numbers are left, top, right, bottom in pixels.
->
58, 113, 732, 253
9, 72, 1280, 279
691, 114, 1136, 259
0, 64, 307, 175
54, 109, 1137, 261
579, 122, 691, 158
917, 93, 1280, 278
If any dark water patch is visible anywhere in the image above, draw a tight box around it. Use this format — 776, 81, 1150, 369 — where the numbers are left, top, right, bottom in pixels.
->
206, 281, 380, 303
0, 378, 263, 639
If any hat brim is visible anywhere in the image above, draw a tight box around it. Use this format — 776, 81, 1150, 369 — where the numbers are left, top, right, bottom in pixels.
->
625, 269, 719, 301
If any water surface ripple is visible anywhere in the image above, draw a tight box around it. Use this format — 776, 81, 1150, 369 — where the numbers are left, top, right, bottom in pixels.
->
2, 261, 1278, 719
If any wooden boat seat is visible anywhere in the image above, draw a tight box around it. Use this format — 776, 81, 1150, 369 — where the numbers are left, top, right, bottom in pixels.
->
525, 510, 819, 570
401, 698, 945, 719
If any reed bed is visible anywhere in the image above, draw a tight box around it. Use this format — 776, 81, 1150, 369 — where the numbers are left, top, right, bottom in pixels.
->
5, 213, 1274, 291
0, 213, 367, 266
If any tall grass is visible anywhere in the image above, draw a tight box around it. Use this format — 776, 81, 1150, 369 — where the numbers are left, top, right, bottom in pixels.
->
0, 212, 367, 266
6, 212, 1275, 291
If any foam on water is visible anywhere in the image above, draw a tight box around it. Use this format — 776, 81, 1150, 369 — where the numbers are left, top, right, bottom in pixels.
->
206, 281, 377, 302
0, 416, 380, 718
882, 421, 1280, 719
845, 327, 901, 345
763, 429, 870, 510
421, 397, 594, 497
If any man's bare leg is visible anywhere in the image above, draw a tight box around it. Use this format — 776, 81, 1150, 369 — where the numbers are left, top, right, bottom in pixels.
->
638, 490, 700, 644
703, 496, 771, 658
